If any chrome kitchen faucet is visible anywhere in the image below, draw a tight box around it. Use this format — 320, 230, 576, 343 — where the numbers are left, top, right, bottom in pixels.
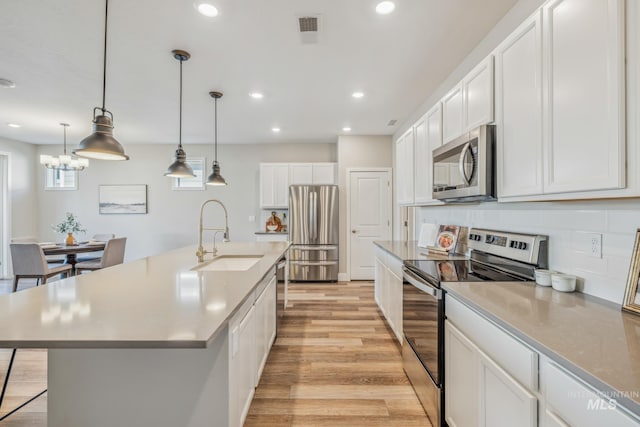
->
196, 199, 230, 263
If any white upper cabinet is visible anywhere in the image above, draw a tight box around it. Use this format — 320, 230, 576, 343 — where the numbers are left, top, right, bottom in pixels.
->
289, 163, 314, 185
289, 163, 337, 185
311, 163, 337, 184
442, 83, 464, 143
442, 57, 494, 144
414, 103, 444, 205
496, 11, 544, 198
464, 56, 495, 131
542, 0, 625, 194
260, 163, 289, 208
395, 128, 415, 205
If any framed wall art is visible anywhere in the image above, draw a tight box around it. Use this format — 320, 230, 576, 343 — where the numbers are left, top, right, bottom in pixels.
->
99, 185, 148, 214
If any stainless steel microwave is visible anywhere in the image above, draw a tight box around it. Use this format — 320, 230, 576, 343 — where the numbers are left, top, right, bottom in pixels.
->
432, 125, 496, 202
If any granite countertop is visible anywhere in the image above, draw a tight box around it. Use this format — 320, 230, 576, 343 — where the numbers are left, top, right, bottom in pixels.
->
444, 281, 640, 416
0, 242, 290, 349
374, 240, 468, 261
254, 231, 288, 235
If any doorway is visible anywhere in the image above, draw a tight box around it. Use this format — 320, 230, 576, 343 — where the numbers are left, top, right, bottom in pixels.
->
0, 153, 8, 279
347, 168, 392, 280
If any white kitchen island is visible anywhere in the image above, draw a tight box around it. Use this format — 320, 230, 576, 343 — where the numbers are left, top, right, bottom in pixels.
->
0, 242, 289, 427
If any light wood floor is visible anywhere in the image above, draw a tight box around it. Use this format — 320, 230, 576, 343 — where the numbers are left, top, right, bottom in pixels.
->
0, 278, 47, 426
0, 279, 430, 426
245, 281, 431, 427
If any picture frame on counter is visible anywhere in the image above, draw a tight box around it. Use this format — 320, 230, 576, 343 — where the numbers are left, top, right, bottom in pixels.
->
622, 229, 640, 315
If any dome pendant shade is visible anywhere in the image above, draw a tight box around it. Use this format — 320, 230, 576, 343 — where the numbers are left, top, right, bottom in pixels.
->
206, 90, 227, 186
165, 49, 194, 178
74, 113, 129, 160
165, 147, 195, 178
206, 161, 227, 186
75, 0, 129, 161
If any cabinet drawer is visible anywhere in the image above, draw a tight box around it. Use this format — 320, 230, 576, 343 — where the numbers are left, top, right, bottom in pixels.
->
446, 296, 538, 390
386, 253, 403, 278
542, 361, 640, 427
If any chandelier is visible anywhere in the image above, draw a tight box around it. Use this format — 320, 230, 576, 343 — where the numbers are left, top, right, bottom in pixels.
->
40, 123, 89, 171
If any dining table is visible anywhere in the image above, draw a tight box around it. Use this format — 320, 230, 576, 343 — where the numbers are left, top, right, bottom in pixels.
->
42, 242, 106, 275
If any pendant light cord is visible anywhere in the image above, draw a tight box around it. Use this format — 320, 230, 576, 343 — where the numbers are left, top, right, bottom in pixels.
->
101, 0, 108, 113
179, 59, 183, 149
63, 125, 67, 155
214, 98, 218, 162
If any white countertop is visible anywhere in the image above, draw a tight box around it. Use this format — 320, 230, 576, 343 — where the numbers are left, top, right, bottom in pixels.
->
0, 242, 289, 349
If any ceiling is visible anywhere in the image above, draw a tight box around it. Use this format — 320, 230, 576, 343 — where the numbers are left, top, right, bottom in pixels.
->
0, 0, 518, 145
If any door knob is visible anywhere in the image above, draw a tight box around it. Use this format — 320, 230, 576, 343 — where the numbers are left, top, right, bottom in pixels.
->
352, 230, 357, 234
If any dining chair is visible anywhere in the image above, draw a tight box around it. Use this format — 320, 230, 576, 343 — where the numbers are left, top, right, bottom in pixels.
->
77, 233, 116, 263
12, 236, 65, 264
9, 243, 72, 292
75, 237, 127, 274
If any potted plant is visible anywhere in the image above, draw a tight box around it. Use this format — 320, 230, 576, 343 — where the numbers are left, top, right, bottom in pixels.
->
53, 212, 86, 246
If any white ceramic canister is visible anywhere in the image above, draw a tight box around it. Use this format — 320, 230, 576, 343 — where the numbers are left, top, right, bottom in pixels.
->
534, 269, 556, 287
551, 273, 577, 292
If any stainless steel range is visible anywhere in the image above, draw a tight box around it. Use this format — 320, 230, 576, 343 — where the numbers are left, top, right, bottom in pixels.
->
401, 228, 548, 427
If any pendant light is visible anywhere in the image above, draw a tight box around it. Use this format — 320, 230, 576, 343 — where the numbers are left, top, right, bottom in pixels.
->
40, 123, 90, 171
73, 0, 129, 161
206, 91, 227, 186
165, 50, 195, 178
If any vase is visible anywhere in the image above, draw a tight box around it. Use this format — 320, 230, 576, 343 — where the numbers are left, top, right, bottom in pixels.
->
65, 232, 75, 246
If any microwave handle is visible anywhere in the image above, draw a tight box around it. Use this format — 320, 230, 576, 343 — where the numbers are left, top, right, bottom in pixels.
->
458, 142, 473, 185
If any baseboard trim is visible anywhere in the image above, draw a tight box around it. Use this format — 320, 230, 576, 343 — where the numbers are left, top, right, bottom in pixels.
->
338, 273, 349, 282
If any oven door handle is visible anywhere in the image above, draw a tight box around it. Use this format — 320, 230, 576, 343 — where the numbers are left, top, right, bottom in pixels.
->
403, 268, 441, 298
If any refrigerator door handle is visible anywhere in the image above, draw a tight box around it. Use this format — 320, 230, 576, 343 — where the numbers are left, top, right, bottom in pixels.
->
289, 260, 338, 266
311, 191, 318, 241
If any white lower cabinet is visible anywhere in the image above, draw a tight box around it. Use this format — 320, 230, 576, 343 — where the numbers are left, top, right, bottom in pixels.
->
478, 349, 537, 427
445, 321, 479, 427
541, 358, 640, 427
446, 294, 640, 427
445, 296, 538, 427
229, 303, 255, 427
444, 320, 537, 427
255, 275, 277, 382
229, 270, 277, 427
373, 247, 402, 343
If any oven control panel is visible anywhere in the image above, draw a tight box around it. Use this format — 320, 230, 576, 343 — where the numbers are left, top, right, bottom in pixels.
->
468, 229, 548, 267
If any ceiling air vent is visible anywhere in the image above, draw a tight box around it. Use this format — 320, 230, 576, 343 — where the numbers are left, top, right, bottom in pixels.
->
297, 15, 321, 44
387, 119, 398, 126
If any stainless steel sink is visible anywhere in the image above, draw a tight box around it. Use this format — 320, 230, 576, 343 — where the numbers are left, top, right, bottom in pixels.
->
191, 255, 263, 272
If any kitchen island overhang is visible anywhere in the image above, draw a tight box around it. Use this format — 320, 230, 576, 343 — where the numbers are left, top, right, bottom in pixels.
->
0, 241, 290, 427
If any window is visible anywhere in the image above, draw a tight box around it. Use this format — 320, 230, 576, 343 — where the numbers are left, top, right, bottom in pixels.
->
45, 168, 78, 190
172, 157, 206, 190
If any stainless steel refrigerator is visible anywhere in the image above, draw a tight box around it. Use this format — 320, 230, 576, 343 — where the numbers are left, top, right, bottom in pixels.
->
289, 185, 339, 281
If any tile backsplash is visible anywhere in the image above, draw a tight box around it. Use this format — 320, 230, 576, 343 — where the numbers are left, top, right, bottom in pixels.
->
415, 200, 640, 304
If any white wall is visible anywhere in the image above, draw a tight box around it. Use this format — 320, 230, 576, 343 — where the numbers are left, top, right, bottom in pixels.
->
0, 137, 38, 239
337, 135, 393, 276
36, 142, 335, 261
416, 201, 640, 304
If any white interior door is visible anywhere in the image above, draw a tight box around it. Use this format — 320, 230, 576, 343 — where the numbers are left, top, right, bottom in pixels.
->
348, 170, 392, 280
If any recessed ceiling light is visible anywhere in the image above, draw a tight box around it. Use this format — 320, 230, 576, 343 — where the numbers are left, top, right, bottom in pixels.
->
0, 78, 16, 89
195, 2, 219, 17
249, 92, 264, 99
272, 127, 281, 133
7, 123, 20, 128
342, 127, 352, 132
376, 1, 396, 15
352, 91, 365, 99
